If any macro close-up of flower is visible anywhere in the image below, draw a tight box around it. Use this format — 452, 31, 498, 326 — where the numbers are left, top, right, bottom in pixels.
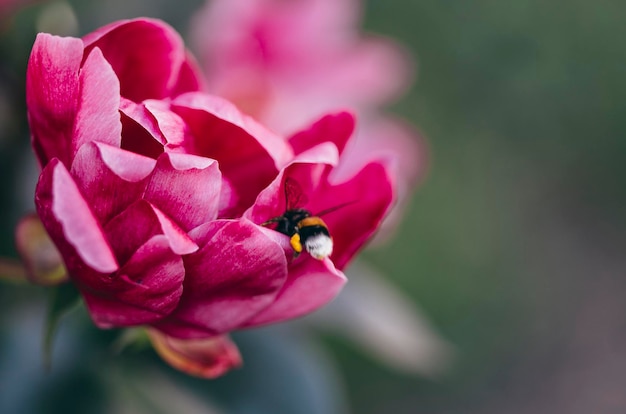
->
1, 0, 624, 413
24, 17, 394, 377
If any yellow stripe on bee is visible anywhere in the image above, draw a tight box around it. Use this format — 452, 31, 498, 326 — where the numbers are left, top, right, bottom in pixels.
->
297, 216, 328, 229
290, 233, 303, 253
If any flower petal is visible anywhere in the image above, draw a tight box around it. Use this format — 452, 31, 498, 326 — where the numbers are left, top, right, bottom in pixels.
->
331, 115, 426, 190
82, 18, 197, 101
35, 159, 118, 274
288, 111, 355, 157
103, 200, 198, 266
80, 235, 185, 327
72, 47, 122, 159
172, 92, 292, 166
154, 219, 288, 339
143, 152, 221, 232
148, 330, 242, 379
119, 98, 166, 158
170, 52, 205, 96
70, 142, 156, 224
244, 142, 339, 225
320, 36, 413, 106
144, 100, 191, 148
321, 161, 394, 269
26, 33, 83, 166
243, 257, 347, 327
171, 92, 293, 215
246, 151, 392, 269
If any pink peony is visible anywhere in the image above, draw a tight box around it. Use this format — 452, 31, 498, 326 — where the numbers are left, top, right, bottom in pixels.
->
191, 0, 427, 208
25, 18, 394, 377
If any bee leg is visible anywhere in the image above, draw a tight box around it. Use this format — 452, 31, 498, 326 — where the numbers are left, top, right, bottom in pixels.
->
261, 217, 281, 227
290, 233, 303, 257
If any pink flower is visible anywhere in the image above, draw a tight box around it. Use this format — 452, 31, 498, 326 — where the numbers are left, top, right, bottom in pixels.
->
191, 0, 427, 210
25, 18, 394, 377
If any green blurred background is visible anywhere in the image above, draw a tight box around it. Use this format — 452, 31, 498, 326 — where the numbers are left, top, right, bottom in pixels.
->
1, 0, 625, 413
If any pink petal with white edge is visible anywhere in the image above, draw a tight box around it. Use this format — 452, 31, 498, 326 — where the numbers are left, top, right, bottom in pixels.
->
148, 330, 242, 379
243, 256, 347, 327
154, 219, 288, 339
119, 98, 166, 146
288, 111, 355, 157
26, 33, 82, 167
35, 159, 118, 274
71, 142, 156, 224
119, 98, 166, 159
72, 47, 122, 159
104, 200, 198, 266
144, 152, 221, 232
144, 100, 191, 149
82, 18, 196, 102
81, 235, 185, 327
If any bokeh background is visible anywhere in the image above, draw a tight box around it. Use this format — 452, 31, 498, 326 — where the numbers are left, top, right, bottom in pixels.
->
1, 0, 625, 413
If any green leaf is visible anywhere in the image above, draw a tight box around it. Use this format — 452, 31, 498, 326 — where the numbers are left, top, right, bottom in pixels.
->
111, 328, 151, 355
43, 282, 81, 370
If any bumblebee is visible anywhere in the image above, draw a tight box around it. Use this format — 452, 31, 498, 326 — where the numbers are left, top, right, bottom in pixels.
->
262, 178, 350, 260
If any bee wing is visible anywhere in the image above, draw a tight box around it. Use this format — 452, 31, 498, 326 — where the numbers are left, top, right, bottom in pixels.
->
316, 200, 357, 217
284, 177, 308, 210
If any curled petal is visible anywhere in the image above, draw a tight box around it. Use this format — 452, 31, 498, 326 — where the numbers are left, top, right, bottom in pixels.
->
82, 18, 198, 101
15, 214, 67, 286
119, 98, 166, 158
288, 111, 355, 157
120, 98, 165, 144
72, 47, 122, 159
81, 235, 185, 327
243, 257, 347, 327
35, 159, 118, 274
26, 33, 82, 166
103, 200, 198, 266
148, 330, 242, 379
144, 152, 221, 232
154, 219, 288, 339
144, 100, 191, 148
71, 142, 156, 224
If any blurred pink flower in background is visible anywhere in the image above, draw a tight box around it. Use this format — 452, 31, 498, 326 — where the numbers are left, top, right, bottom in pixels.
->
190, 0, 449, 377
191, 0, 427, 212
24, 18, 395, 377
